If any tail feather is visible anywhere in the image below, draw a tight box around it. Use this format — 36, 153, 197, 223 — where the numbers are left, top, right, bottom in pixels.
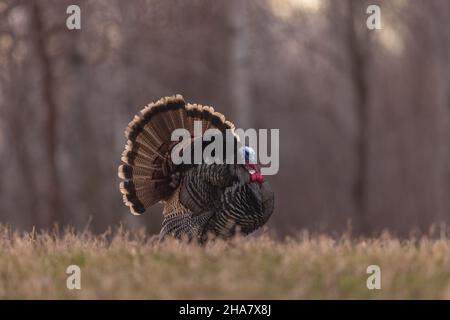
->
118, 94, 236, 215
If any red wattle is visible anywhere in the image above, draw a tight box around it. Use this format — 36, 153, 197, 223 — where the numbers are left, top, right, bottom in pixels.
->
247, 164, 264, 183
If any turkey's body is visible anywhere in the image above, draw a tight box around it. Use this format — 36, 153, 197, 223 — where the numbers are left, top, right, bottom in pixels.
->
161, 164, 274, 242
118, 95, 274, 242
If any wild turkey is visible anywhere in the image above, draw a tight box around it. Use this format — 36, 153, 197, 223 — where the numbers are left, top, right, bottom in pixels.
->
118, 95, 274, 242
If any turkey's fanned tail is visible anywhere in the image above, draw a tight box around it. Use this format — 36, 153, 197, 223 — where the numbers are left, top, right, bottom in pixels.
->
118, 94, 236, 215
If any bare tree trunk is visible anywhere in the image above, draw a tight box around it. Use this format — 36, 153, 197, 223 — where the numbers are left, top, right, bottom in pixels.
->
10, 88, 41, 227
2, 57, 41, 227
347, 1, 371, 234
431, 2, 450, 226
229, 0, 251, 129
30, 2, 61, 226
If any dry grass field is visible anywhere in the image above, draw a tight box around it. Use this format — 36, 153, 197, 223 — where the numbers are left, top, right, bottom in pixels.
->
0, 225, 450, 299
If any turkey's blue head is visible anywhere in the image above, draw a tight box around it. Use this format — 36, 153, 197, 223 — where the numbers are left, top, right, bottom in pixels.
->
241, 145, 257, 164
239, 146, 264, 183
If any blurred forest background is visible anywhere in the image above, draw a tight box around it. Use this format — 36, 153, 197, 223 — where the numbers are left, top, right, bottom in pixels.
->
1, 0, 449, 237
